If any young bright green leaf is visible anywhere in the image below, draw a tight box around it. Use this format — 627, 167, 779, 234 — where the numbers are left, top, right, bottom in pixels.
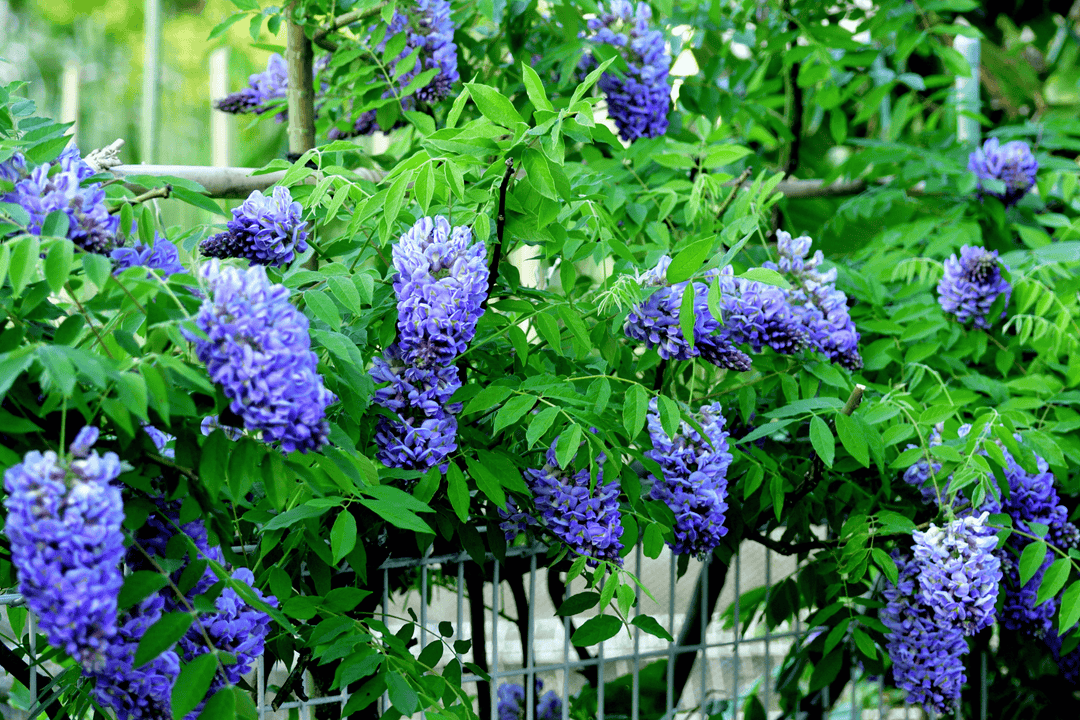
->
630, 615, 674, 642
172, 653, 218, 720
464, 83, 524, 127
135, 612, 193, 667
571, 614, 622, 646
331, 511, 358, 565
1020, 541, 1050, 587
809, 416, 835, 468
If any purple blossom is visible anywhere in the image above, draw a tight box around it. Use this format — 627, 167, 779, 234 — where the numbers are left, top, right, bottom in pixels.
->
712, 266, 809, 355
901, 426, 943, 504
185, 260, 336, 453
371, 344, 462, 416
496, 680, 562, 720
214, 54, 289, 118
0, 152, 27, 183
142, 425, 175, 460
766, 231, 862, 370
374, 412, 459, 471
2, 429, 125, 666
881, 552, 970, 715
201, 415, 245, 441
504, 440, 624, 567
937, 245, 1011, 329
910, 512, 1001, 636
968, 137, 1038, 206
584, 0, 671, 142
128, 497, 226, 605
4, 146, 120, 254
998, 542, 1055, 637
112, 235, 186, 277
90, 593, 181, 720
200, 187, 309, 268
645, 399, 732, 557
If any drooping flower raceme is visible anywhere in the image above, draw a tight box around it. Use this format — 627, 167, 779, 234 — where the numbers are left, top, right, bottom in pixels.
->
502, 441, 625, 567
112, 235, 186, 277
214, 54, 289, 118
968, 137, 1038, 206
90, 593, 181, 720
186, 260, 336, 453
4, 145, 120, 254
937, 245, 1011, 329
901, 426, 944, 504
712, 266, 809, 356
0, 151, 28, 183
623, 256, 751, 372
645, 399, 732, 558
766, 231, 862, 370
371, 216, 487, 472
2, 427, 125, 666
200, 187, 309, 268
910, 512, 1002, 636
496, 680, 562, 720
584, 0, 672, 142
881, 552, 970, 715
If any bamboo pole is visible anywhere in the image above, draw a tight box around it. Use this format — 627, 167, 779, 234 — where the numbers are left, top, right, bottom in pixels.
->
140, 0, 163, 162
209, 48, 231, 167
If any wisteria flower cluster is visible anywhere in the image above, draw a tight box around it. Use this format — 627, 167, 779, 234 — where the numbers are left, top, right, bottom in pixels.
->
968, 137, 1038, 206
766, 231, 862, 370
496, 680, 562, 720
0, 151, 27, 182
645, 399, 732, 557
501, 440, 625, 567
3, 145, 120, 254
901, 425, 944, 503
186, 260, 336, 453
371, 216, 487, 471
936, 245, 1011, 329
2, 427, 125, 667
329, 0, 459, 139
883, 513, 1001, 713
583, 0, 672, 142
214, 54, 290, 118
112, 235, 186, 278
200, 187, 309, 268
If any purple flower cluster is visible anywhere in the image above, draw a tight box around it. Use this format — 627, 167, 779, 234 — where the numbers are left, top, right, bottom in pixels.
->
90, 593, 181, 720
645, 399, 732, 558
623, 256, 751, 372
765, 231, 862, 370
2, 427, 125, 667
501, 441, 624, 567
200, 187, 309, 268
584, 0, 671, 142
214, 54, 289, 118
0, 151, 27, 182
201, 415, 245, 441
936, 245, 1011, 329
496, 680, 562, 720
968, 137, 1038, 206
112, 235, 186, 278
881, 552, 970, 714
3, 145, 120, 254
329, 0, 459, 139
901, 426, 944, 504
186, 260, 336, 453
371, 217, 487, 471
712, 266, 809, 355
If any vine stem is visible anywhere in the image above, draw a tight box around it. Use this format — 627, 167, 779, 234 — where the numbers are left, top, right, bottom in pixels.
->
715, 167, 752, 218
784, 383, 865, 511
312, 3, 389, 52
483, 158, 515, 305
108, 184, 171, 214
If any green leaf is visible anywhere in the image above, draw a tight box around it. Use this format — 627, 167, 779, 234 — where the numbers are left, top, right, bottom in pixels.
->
521, 63, 553, 112
170, 187, 225, 216
571, 614, 622, 646
1059, 581, 1080, 634
385, 673, 418, 715
40, 211, 69, 239
666, 237, 714, 284
446, 462, 470, 522
263, 502, 332, 532
643, 523, 664, 559
852, 627, 876, 660
464, 457, 507, 509
135, 612, 193, 667
623, 385, 648, 440
331, 511, 358, 565
118, 571, 169, 611
678, 279, 696, 353
523, 149, 557, 199
356, 497, 432, 534
835, 413, 869, 467
630, 615, 674, 642
703, 144, 752, 168
556, 592, 600, 616
1036, 557, 1070, 606
871, 548, 898, 586
554, 423, 583, 468
82, 252, 112, 291
465, 83, 524, 127
1019, 541, 1049, 587
199, 430, 231, 500
8, 233, 39, 297
198, 687, 236, 720
172, 653, 218, 720
809, 416, 835, 468
738, 267, 791, 289
809, 649, 843, 692
526, 405, 560, 447
494, 394, 536, 435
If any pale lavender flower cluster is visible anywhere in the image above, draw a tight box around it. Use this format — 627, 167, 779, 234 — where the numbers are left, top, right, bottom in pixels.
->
200, 187, 309, 268
496, 680, 562, 720
0, 151, 27, 182
623, 256, 751, 372
214, 54, 289, 118
645, 399, 732, 558
968, 137, 1038, 206
89, 593, 180, 720
583, 0, 671, 142
371, 216, 487, 471
766, 231, 862, 370
2, 427, 125, 667
501, 440, 624, 567
112, 235, 186, 278
329, 0, 459, 139
881, 552, 970, 714
186, 260, 336, 453
936, 245, 1011, 329
3, 145, 120, 254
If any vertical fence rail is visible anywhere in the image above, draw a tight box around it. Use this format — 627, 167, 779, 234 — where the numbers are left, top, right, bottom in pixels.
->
209, 47, 230, 168
140, 0, 162, 163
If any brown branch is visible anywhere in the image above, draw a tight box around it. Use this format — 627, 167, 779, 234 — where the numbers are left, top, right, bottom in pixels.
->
271, 647, 312, 710
716, 167, 752, 218
108, 184, 171, 214
743, 528, 834, 556
785, 383, 866, 511
483, 158, 515, 305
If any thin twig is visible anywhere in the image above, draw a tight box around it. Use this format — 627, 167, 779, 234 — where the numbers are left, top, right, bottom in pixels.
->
743, 528, 834, 556
271, 647, 313, 710
785, 383, 866, 511
716, 167, 752, 218
484, 158, 515, 304
312, 3, 389, 52
108, 185, 171, 214
65, 283, 114, 359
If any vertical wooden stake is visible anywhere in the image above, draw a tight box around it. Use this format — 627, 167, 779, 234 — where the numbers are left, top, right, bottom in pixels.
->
141, 0, 163, 163
209, 47, 231, 167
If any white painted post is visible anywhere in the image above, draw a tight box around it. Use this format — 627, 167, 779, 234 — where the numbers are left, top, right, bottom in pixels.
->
209, 47, 230, 167
141, 0, 163, 162
954, 28, 981, 145
60, 61, 80, 145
